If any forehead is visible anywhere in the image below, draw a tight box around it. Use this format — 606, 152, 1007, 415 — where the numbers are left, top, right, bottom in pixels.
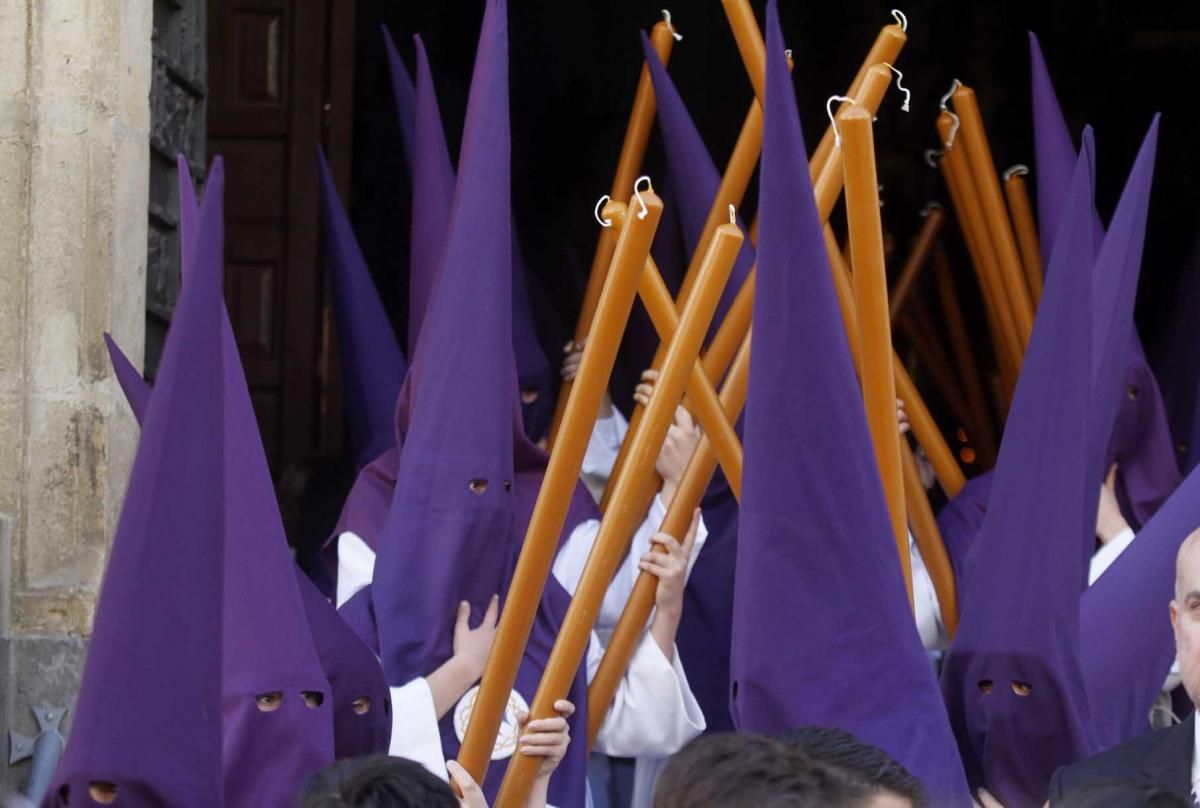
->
1177, 530, 1200, 586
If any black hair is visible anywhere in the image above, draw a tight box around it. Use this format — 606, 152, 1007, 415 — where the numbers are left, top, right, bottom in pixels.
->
297, 754, 458, 808
779, 725, 928, 807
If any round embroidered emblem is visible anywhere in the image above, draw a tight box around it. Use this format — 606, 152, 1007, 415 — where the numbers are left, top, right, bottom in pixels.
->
453, 685, 529, 761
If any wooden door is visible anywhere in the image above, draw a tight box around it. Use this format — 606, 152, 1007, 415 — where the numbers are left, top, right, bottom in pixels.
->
206, 0, 355, 475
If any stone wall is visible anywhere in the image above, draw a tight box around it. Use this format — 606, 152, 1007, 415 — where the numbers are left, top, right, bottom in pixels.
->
0, 0, 152, 792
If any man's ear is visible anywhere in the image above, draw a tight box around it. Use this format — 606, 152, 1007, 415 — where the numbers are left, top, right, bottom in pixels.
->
1170, 599, 1180, 633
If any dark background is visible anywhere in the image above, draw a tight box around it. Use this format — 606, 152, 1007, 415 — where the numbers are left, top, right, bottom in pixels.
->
347, 0, 1198, 368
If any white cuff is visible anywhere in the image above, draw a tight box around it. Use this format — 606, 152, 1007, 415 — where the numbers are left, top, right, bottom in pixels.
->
1088, 527, 1137, 586
592, 632, 706, 758
388, 679, 448, 781
336, 531, 377, 608
580, 407, 630, 500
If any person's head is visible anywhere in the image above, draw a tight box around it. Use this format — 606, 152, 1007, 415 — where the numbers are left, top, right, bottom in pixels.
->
1056, 778, 1191, 808
298, 755, 457, 808
653, 733, 871, 808
778, 726, 927, 808
1169, 527, 1200, 705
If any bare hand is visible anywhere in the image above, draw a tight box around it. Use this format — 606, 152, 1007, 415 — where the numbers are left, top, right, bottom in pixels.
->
561, 339, 585, 381
446, 760, 487, 808
453, 595, 499, 682
639, 509, 701, 620
657, 406, 701, 504
516, 699, 575, 780
1096, 463, 1131, 545
974, 788, 1005, 808
633, 368, 659, 408
897, 398, 910, 435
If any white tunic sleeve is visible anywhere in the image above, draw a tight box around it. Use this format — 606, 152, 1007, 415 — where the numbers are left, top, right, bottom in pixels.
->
388, 678, 448, 781
909, 532, 947, 652
588, 632, 706, 758
580, 407, 629, 502
335, 531, 377, 608
1088, 527, 1137, 585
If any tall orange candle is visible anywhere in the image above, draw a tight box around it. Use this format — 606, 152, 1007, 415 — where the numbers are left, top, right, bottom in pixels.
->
1003, 163, 1044, 306
951, 84, 1035, 349
810, 20, 907, 172
841, 105, 911, 605
547, 21, 676, 448
937, 111, 1022, 396
933, 245, 997, 466
889, 206, 946, 322
588, 332, 752, 746
456, 189, 664, 786
494, 221, 745, 807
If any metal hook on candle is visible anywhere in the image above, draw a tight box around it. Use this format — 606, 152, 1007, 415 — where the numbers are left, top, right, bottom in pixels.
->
1003, 164, 1029, 181
633, 176, 653, 220
826, 95, 855, 147
919, 200, 942, 217
890, 9, 908, 32
939, 78, 961, 111
728, 204, 736, 226
661, 10, 683, 41
882, 63, 910, 112
924, 148, 943, 169
594, 195, 613, 228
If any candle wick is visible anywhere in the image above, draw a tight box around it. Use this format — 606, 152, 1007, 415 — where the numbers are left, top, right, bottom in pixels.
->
594, 195, 613, 228
890, 9, 908, 32
661, 10, 683, 42
1002, 164, 1029, 181
881, 63, 911, 113
633, 176, 653, 220
938, 78, 961, 111
826, 95, 856, 147
728, 204, 736, 226
924, 149, 943, 169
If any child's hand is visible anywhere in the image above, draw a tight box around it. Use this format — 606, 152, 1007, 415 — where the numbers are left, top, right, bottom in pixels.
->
516, 699, 575, 781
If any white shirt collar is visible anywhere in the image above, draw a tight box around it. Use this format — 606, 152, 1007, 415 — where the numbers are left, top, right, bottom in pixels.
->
1191, 713, 1200, 798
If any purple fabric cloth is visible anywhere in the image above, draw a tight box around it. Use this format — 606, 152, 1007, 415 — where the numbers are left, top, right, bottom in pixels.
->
370, 3, 587, 803
406, 34, 457, 357
382, 26, 417, 173
46, 161, 228, 808
642, 36, 755, 348
175, 156, 337, 805
941, 133, 1103, 807
1031, 33, 1179, 530
317, 148, 409, 472
729, 5, 969, 802
936, 470, 993, 588
103, 332, 149, 423
294, 566, 393, 759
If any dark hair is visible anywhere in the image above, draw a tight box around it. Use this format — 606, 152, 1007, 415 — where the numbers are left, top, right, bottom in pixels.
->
297, 755, 458, 808
653, 733, 872, 808
778, 725, 928, 807
1056, 778, 1192, 808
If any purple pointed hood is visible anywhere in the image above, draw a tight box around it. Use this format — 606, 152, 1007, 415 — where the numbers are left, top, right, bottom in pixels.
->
104, 333, 149, 424
317, 148, 409, 472
46, 162, 228, 807
1031, 34, 1179, 528
642, 34, 756, 344
294, 566, 392, 759
406, 34, 457, 356
382, 26, 417, 172
171, 156, 336, 804
729, 4, 969, 802
940, 135, 1100, 806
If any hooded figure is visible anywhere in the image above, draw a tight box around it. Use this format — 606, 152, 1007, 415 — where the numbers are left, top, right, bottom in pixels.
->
942, 117, 1159, 804
317, 149, 409, 472
45, 161, 228, 808
169, 156, 337, 806
294, 566, 393, 759
382, 26, 417, 173
403, 35, 554, 441
369, 2, 588, 803
101, 331, 393, 766
728, 4, 970, 803
1031, 33, 1179, 529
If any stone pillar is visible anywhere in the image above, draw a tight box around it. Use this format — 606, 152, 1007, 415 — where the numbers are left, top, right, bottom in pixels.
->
0, 0, 152, 792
